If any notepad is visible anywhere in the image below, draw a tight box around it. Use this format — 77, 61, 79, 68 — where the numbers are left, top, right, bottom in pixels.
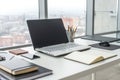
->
0, 62, 52, 80
0, 58, 38, 75
9, 49, 28, 55
64, 50, 117, 65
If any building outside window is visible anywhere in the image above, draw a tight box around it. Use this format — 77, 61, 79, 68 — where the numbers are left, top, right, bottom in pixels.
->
0, 0, 38, 48
48, 0, 86, 37
0, 0, 86, 48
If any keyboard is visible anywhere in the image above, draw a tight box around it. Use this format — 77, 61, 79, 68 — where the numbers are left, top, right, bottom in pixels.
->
35, 42, 90, 56
42, 43, 80, 52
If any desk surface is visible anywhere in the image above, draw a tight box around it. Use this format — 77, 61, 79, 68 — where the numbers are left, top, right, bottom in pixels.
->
21, 39, 120, 80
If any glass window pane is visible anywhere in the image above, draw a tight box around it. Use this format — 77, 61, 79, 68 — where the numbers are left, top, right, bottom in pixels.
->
0, 0, 38, 48
48, 0, 86, 37
94, 0, 118, 34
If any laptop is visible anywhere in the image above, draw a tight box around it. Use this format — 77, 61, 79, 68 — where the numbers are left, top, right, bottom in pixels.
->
27, 18, 90, 56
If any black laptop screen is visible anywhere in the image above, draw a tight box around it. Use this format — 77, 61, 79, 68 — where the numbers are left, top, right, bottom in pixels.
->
27, 19, 68, 49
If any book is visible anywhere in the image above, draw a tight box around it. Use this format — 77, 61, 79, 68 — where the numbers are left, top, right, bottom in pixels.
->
0, 58, 39, 75
0, 65, 52, 80
64, 50, 117, 65
9, 49, 28, 55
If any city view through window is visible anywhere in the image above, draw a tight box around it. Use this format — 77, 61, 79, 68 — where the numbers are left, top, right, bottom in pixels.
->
0, 0, 86, 48
48, 0, 86, 37
0, 0, 38, 48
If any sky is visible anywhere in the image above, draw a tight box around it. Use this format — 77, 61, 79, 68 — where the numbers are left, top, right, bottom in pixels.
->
0, 0, 38, 15
48, 0, 86, 10
48, 0, 86, 16
0, 0, 86, 15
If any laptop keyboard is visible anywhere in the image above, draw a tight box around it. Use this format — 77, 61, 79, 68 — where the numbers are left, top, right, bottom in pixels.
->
36, 42, 90, 56
43, 43, 80, 52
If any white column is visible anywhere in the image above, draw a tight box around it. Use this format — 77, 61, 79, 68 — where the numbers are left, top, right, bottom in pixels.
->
91, 73, 96, 80
117, 0, 120, 38
38, 0, 48, 19
86, 0, 94, 35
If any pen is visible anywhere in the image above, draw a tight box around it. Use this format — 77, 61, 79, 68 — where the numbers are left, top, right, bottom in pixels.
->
9, 56, 14, 60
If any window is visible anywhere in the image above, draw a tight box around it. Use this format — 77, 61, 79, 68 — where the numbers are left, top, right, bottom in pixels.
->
94, 0, 118, 34
48, 0, 86, 37
0, 0, 38, 48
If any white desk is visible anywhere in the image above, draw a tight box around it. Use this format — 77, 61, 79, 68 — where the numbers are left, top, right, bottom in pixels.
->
21, 39, 120, 80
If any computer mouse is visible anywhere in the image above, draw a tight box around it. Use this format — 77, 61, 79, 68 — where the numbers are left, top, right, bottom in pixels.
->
99, 42, 110, 47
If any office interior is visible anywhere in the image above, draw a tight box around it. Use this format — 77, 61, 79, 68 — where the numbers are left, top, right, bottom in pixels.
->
0, 0, 120, 80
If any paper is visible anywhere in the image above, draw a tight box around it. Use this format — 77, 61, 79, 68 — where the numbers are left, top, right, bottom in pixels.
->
64, 50, 117, 64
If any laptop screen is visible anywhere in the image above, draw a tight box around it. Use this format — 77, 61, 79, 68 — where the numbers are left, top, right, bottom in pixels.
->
27, 18, 68, 49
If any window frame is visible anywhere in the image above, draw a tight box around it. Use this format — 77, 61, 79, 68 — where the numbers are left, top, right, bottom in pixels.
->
86, 0, 95, 36
0, 0, 97, 49
117, 0, 120, 38
45, 0, 95, 36
3, 0, 118, 49
39, 0, 48, 19
88, 0, 120, 37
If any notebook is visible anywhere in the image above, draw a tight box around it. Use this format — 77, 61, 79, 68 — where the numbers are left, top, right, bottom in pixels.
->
0, 67, 52, 80
0, 58, 39, 75
64, 49, 117, 64
0, 59, 52, 80
0, 57, 52, 80
9, 49, 28, 55
27, 18, 90, 56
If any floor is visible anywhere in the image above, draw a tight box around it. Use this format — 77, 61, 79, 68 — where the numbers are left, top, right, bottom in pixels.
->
77, 64, 120, 80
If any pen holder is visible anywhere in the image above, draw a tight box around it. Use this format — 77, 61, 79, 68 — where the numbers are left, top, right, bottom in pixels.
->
66, 31, 75, 42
